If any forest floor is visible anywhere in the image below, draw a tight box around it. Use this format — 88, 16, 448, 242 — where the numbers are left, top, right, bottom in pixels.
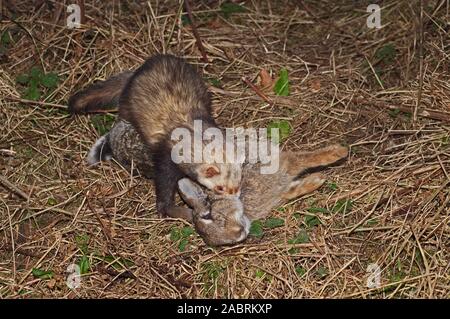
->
0, 0, 449, 298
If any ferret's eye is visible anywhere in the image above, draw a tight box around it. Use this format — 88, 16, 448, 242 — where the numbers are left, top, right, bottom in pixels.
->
205, 166, 220, 178
214, 186, 224, 194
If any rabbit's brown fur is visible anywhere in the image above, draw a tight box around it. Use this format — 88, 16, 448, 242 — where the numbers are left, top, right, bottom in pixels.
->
89, 120, 348, 245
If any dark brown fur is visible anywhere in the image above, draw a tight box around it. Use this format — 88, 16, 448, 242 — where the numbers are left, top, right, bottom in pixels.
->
68, 71, 133, 113
118, 55, 213, 145
117, 55, 219, 218
69, 54, 239, 219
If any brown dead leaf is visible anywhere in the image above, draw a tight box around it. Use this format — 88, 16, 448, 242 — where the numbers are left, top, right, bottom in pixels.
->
223, 47, 235, 61
206, 17, 224, 29
47, 278, 57, 289
309, 79, 321, 92
258, 69, 276, 93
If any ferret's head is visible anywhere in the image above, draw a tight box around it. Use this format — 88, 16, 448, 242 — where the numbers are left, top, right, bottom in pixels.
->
193, 163, 242, 196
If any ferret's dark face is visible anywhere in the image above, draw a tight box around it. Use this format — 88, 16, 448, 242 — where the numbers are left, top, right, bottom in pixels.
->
196, 163, 242, 196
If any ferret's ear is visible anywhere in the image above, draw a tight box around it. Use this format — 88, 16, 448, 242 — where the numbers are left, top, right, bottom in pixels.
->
199, 165, 220, 178
178, 178, 208, 208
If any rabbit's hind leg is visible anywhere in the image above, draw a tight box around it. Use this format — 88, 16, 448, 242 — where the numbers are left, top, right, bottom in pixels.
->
283, 144, 348, 175
282, 173, 326, 200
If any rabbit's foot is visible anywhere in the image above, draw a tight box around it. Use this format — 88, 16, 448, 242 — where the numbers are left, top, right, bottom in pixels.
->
282, 173, 326, 200
164, 206, 194, 222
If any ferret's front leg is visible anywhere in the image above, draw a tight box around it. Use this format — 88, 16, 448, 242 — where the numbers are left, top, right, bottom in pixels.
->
153, 149, 193, 222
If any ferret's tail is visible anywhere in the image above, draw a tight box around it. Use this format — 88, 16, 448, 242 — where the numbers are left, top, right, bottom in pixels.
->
87, 135, 113, 165
68, 71, 134, 114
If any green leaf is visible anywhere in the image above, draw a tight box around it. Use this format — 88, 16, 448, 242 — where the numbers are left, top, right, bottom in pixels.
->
180, 226, 195, 238
23, 85, 41, 101
101, 255, 135, 270
295, 266, 306, 277
264, 217, 285, 229
288, 229, 309, 244
91, 114, 115, 135
317, 266, 328, 279
305, 215, 320, 227
28, 77, 40, 89
170, 227, 181, 241
273, 68, 289, 96
41, 72, 59, 88
249, 220, 264, 238
306, 207, 328, 214
375, 43, 396, 65
327, 182, 338, 191
208, 77, 221, 87
30, 66, 43, 81
47, 198, 57, 206
1, 31, 11, 45
203, 262, 224, 281
267, 120, 291, 144
79, 255, 90, 275
181, 14, 190, 26
32, 268, 53, 280
255, 269, 265, 278
440, 135, 449, 146
220, 2, 246, 18
178, 238, 189, 252
332, 199, 353, 214
75, 234, 89, 254
16, 74, 29, 85
170, 226, 193, 251
388, 108, 400, 118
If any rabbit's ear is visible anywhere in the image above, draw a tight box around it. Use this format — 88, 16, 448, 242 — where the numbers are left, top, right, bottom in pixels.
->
178, 178, 208, 209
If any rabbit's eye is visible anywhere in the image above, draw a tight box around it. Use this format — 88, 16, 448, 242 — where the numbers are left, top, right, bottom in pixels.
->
200, 211, 213, 220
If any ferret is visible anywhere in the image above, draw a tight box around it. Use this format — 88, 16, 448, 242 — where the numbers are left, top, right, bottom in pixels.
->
68, 54, 242, 219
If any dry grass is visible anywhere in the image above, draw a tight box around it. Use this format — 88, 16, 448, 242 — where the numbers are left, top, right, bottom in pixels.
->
0, 0, 449, 298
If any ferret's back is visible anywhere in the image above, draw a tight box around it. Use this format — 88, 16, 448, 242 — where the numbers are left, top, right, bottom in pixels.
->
119, 55, 212, 146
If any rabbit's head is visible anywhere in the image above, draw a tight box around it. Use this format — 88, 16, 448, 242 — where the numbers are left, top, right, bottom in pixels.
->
177, 178, 250, 246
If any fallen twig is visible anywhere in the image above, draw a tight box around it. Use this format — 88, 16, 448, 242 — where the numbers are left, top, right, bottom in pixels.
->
184, 0, 208, 63
0, 174, 30, 201
4, 96, 67, 110
241, 77, 274, 105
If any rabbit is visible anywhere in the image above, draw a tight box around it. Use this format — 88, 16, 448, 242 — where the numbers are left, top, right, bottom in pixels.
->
88, 120, 348, 246
87, 120, 154, 178
177, 178, 250, 246
177, 144, 347, 228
